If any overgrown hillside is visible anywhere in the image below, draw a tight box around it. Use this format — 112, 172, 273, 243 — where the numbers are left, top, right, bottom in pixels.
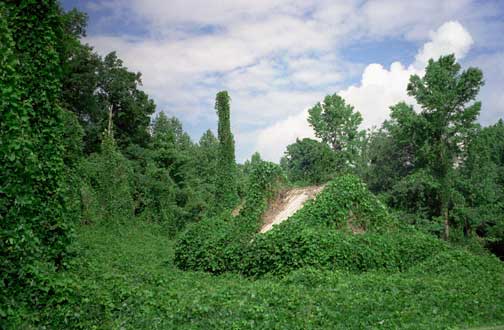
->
2, 2, 504, 329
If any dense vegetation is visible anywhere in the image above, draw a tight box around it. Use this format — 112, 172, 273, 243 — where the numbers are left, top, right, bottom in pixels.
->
1, 1, 503, 329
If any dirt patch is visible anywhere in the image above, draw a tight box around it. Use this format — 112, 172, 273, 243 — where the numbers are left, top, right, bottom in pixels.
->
259, 185, 325, 233
231, 200, 244, 217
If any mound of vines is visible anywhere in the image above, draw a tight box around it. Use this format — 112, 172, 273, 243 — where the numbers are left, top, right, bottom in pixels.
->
175, 174, 457, 277
174, 161, 283, 273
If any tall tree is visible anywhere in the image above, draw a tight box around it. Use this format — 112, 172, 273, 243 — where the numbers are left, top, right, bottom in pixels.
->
97, 52, 156, 151
407, 54, 484, 239
308, 94, 364, 170
60, 17, 156, 154
215, 91, 238, 210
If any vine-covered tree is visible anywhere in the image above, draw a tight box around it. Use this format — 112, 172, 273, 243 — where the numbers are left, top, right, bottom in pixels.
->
308, 94, 364, 170
215, 91, 238, 210
0, 0, 72, 320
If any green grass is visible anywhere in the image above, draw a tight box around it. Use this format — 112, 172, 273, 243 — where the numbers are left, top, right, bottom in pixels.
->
37, 221, 504, 329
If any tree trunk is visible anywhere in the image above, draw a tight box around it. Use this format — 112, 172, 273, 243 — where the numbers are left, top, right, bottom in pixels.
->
107, 105, 113, 137
443, 207, 449, 240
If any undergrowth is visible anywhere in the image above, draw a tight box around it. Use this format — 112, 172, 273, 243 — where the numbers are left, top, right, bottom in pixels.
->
19, 221, 504, 329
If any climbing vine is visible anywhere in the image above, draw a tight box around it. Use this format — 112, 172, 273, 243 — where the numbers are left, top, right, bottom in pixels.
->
215, 91, 239, 210
0, 1, 72, 324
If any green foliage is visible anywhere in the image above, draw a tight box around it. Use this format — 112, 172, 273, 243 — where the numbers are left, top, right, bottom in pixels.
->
240, 230, 447, 276
281, 138, 337, 185
175, 174, 401, 276
174, 161, 283, 273
457, 121, 504, 243
196, 130, 219, 196
308, 94, 365, 170
142, 113, 210, 229
0, 1, 74, 325
80, 134, 135, 223
238, 151, 264, 197
61, 41, 155, 153
25, 222, 504, 329
286, 175, 393, 232
2, 2, 503, 327
388, 170, 442, 232
407, 54, 484, 239
215, 90, 239, 210
363, 102, 429, 194
364, 55, 488, 243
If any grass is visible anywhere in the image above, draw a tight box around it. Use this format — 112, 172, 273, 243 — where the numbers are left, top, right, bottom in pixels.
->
39, 221, 504, 329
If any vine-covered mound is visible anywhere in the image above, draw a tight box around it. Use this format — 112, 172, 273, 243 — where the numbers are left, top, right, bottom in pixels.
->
175, 174, 452, 277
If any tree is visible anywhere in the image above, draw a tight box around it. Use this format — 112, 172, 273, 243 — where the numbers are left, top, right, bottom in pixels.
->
308, 94, 364, 170
196, 129, 219, 199
60, 16, 156, 154
96, 52, 156, 151
81, 133, 135, 224
215, 91, 238, 210
364, 102, 430, 193
456, 120, 504, 249
407, 54, 484, 239
281, 138, 336, 185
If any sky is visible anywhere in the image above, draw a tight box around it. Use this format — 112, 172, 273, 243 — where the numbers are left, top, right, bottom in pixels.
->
61, 0, 504, 162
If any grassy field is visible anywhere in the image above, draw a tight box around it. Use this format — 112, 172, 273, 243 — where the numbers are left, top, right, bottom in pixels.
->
37, 221, 504, 330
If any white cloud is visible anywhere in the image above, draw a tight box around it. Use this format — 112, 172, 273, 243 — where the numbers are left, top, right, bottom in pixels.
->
414, 21, 473, 68
82, 0, 503, 162
255, 109, 315, 161
252, 21, 476, 161
466, 52, 504, 125
340, 62, 418, 129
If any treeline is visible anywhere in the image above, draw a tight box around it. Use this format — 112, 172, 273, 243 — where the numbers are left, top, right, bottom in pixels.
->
281, 57, 504, 253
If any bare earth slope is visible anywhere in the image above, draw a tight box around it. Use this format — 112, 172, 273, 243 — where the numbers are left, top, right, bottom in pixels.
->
260, 185, 324, 233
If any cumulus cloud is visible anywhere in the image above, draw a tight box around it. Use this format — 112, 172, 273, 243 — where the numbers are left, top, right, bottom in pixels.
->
253, 21, 475, 161
340, 62, 418, 129
342, 20, 473, 130
255, 109, 315, 161
466, 52, 504, 125
414, 21, 473, 68
82, 0, 503, 162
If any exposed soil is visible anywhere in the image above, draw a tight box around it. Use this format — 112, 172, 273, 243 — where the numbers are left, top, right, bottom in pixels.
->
259, 185, 325, 233
231, 200, 244, 217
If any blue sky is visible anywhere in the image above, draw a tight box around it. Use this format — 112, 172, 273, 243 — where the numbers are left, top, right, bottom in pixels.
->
62, 0, 504, 162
